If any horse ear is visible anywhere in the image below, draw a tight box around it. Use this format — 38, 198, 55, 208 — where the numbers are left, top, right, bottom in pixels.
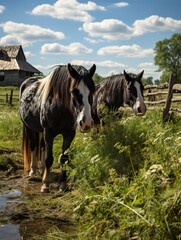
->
123, 70, 130, 82
138, 70, 144, 79
68, 63, 79, 79
89, 64, 96, 77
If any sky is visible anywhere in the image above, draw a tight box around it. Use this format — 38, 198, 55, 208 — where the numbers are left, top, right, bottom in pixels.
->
0, 0, 181, 80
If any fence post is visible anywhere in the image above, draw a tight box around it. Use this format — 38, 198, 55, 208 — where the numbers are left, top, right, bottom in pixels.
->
6, 93, 8, 103
9, 89, 13, 106
162, 73, 176, 123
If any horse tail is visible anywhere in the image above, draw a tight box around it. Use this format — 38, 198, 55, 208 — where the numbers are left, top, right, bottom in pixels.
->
22, 125, 40, 171
22, 124, 31, 171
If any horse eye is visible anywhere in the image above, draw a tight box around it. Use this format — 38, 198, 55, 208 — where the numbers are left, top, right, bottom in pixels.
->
88, 93, 93, 105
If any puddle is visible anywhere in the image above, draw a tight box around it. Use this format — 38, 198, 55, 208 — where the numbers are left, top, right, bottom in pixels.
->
0, 187, 75, 239
0, 223, 19, 240
0, 189, 22, 239
0, 189, 22, 211
0, 219, 73, 240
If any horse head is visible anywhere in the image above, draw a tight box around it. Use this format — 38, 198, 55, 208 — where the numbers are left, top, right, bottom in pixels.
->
68, 63, 96, 132
124, 70, 147, 116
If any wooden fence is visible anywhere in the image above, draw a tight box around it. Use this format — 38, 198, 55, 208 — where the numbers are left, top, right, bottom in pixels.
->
0, 89, 19, 106
144, 74, 181, 122
0, 77, 181, 122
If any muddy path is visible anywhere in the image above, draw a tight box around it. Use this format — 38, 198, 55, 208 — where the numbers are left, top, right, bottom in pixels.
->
0, 165, 76, 240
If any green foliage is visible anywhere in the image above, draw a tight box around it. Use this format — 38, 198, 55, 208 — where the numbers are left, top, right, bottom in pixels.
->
93, 72, 103, 84
159, 70, 171, 83
142, 76, 154, 85
68, 113, 148, 189
70, 110, 181, 239
0, 105, 22, 149
154, 33, 181, 83
0, 99, 180, 240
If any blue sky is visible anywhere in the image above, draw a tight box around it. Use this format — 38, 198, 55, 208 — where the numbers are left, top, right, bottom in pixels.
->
0, 0, 180, 80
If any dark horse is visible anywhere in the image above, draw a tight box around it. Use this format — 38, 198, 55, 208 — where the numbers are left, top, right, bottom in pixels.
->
19, 63, 96, 192
92, 70, 146, 125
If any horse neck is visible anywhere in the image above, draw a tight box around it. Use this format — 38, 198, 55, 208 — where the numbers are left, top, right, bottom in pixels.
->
123, 79, 130, 104
38, 68, 72, 109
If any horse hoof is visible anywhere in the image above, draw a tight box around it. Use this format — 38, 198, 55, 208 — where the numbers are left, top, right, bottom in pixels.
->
41, 186, 49, 193
59, 182, 66, 192
29, 170, 35, 177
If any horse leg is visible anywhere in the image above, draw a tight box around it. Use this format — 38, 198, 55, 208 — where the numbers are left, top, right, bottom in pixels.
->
59, 131, 75, 192
24, 126, 39, 176
40, 136, 45, 176
41, 130, 54, 193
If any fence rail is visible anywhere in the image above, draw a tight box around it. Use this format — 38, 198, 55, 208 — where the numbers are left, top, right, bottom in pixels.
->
0, 89, 19, 106
0, 78, 181, 122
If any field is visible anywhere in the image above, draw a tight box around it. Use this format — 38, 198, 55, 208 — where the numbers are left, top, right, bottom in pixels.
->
0, 87, 181, 239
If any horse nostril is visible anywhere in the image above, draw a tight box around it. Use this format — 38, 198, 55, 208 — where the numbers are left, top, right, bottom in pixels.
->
84, 125, 91, 131
80, 120, 83, 127
137, 107, 141, 113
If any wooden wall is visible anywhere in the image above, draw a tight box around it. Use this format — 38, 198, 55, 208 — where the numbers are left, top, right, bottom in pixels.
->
0, 70, 33, 86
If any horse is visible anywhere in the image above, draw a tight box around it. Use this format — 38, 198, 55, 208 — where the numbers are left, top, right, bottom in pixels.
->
92, 70, 146, 126
19, 63, 96, 193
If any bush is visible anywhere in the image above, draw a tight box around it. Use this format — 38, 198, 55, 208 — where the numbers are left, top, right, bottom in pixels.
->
70, 110, 181, 239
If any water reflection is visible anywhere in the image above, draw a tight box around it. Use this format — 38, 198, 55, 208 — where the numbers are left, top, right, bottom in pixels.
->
0, 188, 74, 240
0, 223, 20, 240
0, 189, 21, 210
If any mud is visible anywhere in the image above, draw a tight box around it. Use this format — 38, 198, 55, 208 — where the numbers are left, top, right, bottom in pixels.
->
0, 170, 75, 240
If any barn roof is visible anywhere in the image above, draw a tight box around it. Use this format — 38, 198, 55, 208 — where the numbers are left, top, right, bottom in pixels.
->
0, 45, 41, 73
0, 45, 23, 58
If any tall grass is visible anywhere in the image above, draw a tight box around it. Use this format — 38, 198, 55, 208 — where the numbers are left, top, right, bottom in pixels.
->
0, 100, 180, 239
67, 110, 181, 240
0, 105, 22, 149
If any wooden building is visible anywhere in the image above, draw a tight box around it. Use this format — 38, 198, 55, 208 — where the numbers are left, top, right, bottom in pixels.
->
0, 45, 41, 86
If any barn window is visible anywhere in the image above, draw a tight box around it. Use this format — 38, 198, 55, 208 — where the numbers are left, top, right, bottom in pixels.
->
0, 71, 5, 81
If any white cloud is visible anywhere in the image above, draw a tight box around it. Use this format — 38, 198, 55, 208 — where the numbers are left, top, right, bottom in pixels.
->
138, 62, 161, 78
97, 44, 153, 58
111, 2, 129, 8
78, 1, 106, 11
0, 21, 65, 46
41, 42, 93, 55
84, 38, 100, 44
83, 19, 133, 40
71, 60, 126, 68
0, 5, 5, 14
138, 62, 155, 68
24, 51, 35, 58
133, 15, 181, 35
83, 15, 181, 40
31, 0, 105, 23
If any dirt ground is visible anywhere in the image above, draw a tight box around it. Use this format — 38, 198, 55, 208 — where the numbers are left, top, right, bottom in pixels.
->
0, 158, 75, 239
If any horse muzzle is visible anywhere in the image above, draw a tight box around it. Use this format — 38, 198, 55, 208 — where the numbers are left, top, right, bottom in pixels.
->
79, 117, 94, 133
133, 100, 147, 116
134, 105, 147, 116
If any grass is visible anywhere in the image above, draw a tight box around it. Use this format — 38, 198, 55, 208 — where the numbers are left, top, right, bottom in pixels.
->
0, 89, 180, 239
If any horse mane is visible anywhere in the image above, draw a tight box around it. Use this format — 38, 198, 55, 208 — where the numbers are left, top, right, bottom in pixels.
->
38, 65, 71, 108
99, 74, 129, 105
38, 65, 95, 108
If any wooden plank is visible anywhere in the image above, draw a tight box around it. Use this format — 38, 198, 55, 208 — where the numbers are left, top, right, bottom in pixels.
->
144, 83, 168, 90
172, 84, 181, 93
163, 74, 176, 123
144, 91, 168, 97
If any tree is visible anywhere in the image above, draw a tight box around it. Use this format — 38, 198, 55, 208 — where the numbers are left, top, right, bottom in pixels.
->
142, 76, 153, 85
159, 70, 170, 83
93, 72, 103, 84
154, 79, 160, 85
154, 33, 181, 83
